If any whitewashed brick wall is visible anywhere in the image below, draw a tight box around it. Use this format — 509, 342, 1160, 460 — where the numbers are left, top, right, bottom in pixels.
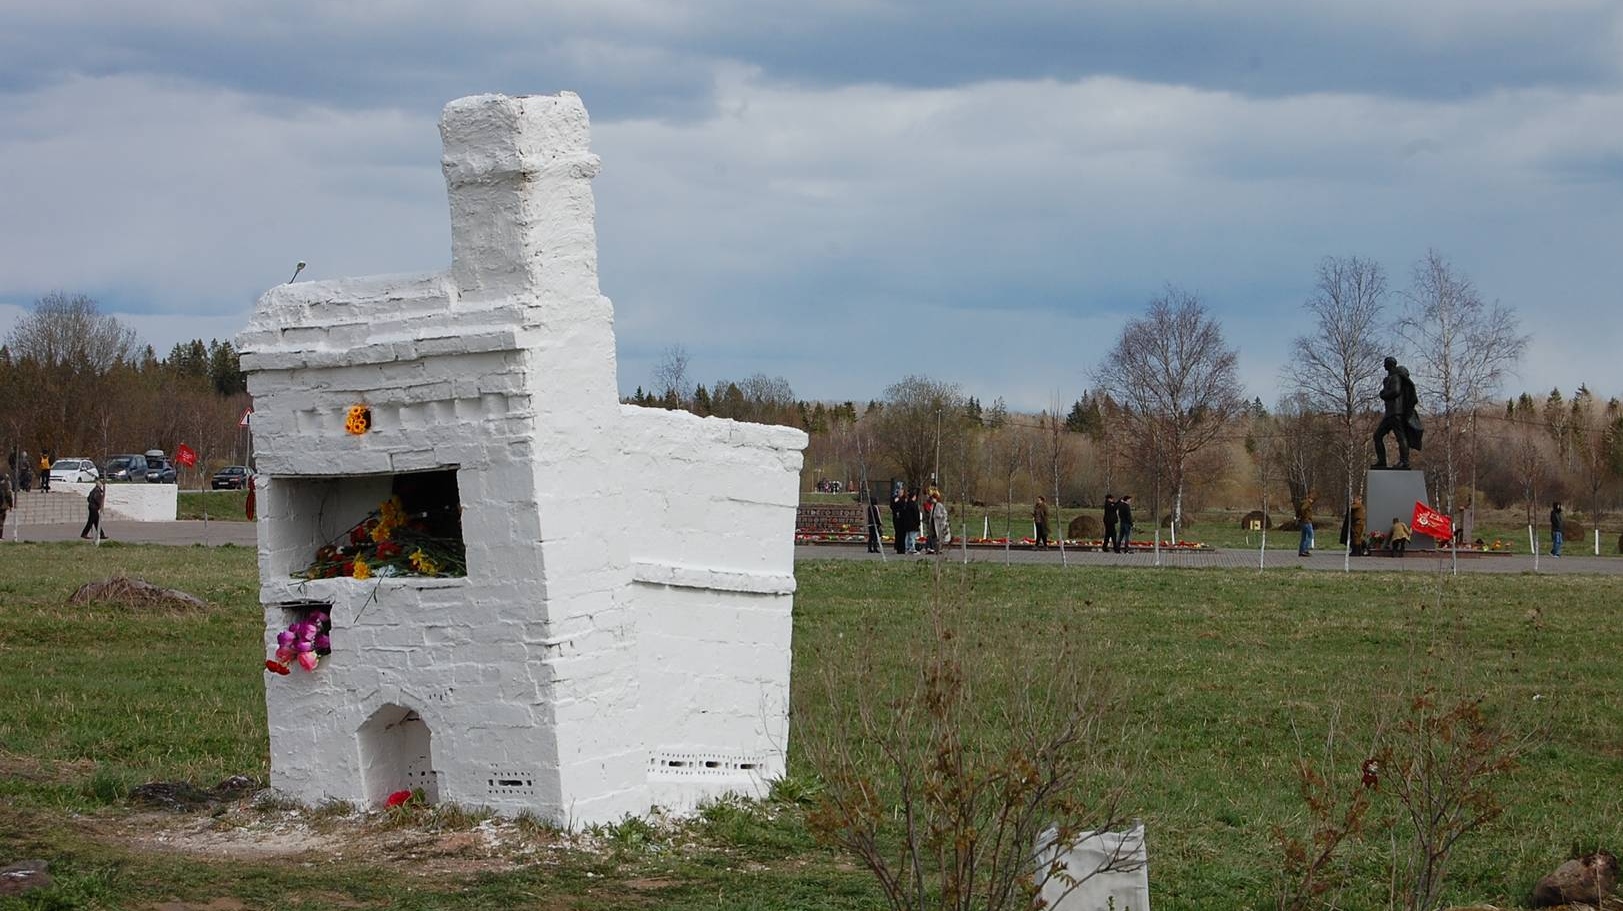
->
239, 92, 805, 826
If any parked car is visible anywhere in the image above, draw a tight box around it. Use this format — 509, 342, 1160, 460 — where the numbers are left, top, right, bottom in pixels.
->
212, 465, 251, 490
48, 458, 100, 484
146, 458, 177, 484
103, 454, 149, 482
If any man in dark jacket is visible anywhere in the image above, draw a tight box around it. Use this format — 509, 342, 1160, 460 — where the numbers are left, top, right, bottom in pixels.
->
1032, 496, 1050, 549
1115, 495, 1134, 553
1550, 502, 1564, 557
890, 487, 907, 555
81, 479, 107, 541
1102, 494, 1118, 552
864, 492, 884, 554
902, 490, 922, 554
0, 473, 12, 539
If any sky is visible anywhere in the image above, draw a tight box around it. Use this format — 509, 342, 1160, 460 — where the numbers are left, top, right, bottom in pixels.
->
2, 1, 1621, 412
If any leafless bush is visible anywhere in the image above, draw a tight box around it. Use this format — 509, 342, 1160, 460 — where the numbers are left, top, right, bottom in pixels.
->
1272, 714, 1379, 911
1384, 688, 1536, 911
798, 564, 1135, 911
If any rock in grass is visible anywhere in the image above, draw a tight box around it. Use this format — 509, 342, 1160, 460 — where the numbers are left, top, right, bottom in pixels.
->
129, 780, 216, 811
68, 575, 207, 610
0, 860, 52, 896
1531, 850, 1618, 907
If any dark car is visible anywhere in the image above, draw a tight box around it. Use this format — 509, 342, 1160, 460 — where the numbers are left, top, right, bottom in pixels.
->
212, 465, 251, 490
104, 454, 149, 482
146, 458, 177, 484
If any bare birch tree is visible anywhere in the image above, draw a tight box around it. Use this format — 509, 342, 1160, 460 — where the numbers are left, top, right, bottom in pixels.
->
1398, 250, 1528, 515
1091, 287, 1245, 528
1287, 255, 1389, 508
651, 344, 691, 408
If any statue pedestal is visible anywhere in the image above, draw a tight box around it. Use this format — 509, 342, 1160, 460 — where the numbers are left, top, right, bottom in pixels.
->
1366, 469, 1433, 551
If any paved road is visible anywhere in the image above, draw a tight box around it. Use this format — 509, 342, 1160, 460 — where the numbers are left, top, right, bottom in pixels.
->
7, 520, 259, 547
6, 521, 1615, 575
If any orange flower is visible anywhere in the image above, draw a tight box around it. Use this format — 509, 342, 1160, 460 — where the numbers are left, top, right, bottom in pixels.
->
352, 557, 372, 580
344, 404, 372, 435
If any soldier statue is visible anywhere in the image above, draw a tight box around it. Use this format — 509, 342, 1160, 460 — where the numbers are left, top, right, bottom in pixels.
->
1372, 356, 1422, 470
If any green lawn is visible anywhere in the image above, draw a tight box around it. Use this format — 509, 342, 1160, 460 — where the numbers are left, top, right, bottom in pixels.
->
178, 489, 252, 521
2, 543, 1620, 909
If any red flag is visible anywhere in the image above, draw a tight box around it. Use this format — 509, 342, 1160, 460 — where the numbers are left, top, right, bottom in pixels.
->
175, 444, 198, 468
1411, 501, 1453, 542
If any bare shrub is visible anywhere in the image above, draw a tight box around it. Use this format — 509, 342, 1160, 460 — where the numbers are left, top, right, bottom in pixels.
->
1384, 688, 1535, 911
798, 564, 1135, 911
1272, 714, 1378, 911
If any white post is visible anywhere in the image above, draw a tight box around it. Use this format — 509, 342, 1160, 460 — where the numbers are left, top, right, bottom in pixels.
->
1259, 523, 1267, 572
1529, 524, 1538, 572
1596, 528, 1601, 556
1154, 529, 1161, 567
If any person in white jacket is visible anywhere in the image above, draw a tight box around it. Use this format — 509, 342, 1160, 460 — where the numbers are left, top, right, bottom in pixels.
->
929, 490, 951, 556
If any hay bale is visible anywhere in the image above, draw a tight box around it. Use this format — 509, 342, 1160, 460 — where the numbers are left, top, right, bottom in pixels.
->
1067, 514, 1102, 540
69, 575, 207, 610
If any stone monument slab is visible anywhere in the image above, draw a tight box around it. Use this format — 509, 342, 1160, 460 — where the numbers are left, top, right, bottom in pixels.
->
1366, 469, 1433, 551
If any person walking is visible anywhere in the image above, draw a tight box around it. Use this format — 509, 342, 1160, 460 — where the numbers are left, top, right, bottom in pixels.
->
1115, 495, 1134, 553
0, 473, 12, 540
81, 478, 107, 541
921, 491, 937, 554
1389, 516, 1411, 558
864, 492, 883, 554
1350, 496, 1367, 556
890, 486, 907, 555
1102, 494, 1118, 552
1032, 496, 1050, 549
1296, 494, 1316, 557
37, 451, 51, 492
902, 490, 921, 555
1549, 502, 1564, 557
930, 491, 952, 558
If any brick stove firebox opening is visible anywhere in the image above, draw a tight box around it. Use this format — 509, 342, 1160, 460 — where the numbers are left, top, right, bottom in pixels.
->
268, 468, 466, 579
357, 703, 439, 806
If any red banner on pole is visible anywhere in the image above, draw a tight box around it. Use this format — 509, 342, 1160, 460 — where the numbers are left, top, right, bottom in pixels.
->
1411, 501, 1453, 543
175, 444, 198, 468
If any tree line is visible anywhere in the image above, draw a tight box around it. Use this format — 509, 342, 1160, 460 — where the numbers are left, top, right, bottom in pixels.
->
12, 245, 1619, 524
1, 292, 251, 482
637, 249, 1623, 528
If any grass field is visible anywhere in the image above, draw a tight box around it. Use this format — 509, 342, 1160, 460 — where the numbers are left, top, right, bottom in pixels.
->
177, 490, 251, 521
2, 542, 1621, 909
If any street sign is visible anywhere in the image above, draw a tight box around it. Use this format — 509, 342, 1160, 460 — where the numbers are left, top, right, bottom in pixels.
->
240, 408, 253, 428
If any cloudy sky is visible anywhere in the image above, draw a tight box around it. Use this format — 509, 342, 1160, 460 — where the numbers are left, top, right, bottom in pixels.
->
2, 1, 1620, 410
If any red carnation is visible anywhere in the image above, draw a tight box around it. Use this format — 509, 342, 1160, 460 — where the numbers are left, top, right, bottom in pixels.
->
385, 789, 414, 808
265, 659, 291, 676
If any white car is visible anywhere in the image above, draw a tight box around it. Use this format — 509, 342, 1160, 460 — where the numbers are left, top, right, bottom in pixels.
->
49, 458, 100, 484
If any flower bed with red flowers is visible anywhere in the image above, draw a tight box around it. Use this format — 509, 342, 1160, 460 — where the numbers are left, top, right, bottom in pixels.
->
794, 533, 1212, 550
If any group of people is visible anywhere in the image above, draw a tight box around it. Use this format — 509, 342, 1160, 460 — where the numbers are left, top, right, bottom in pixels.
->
864, 489, 1135, 555
0, 470, 108, 542
1102, 494, 1135, 553
866, 487, 952, 555
3, 450, 52, 493
1031, 493, 1135, 553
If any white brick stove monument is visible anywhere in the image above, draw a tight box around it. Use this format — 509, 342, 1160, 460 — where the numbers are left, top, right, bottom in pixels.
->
237, 93, 806, 825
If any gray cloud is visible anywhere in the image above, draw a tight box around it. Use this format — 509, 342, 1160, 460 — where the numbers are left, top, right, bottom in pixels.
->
2, 5, 1622, 410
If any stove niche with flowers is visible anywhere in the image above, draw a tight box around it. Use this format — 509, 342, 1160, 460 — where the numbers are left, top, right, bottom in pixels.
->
238, 91, 805, 827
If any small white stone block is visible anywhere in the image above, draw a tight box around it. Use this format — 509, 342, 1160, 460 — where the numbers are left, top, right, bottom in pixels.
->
1034, 823, 1150, 911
